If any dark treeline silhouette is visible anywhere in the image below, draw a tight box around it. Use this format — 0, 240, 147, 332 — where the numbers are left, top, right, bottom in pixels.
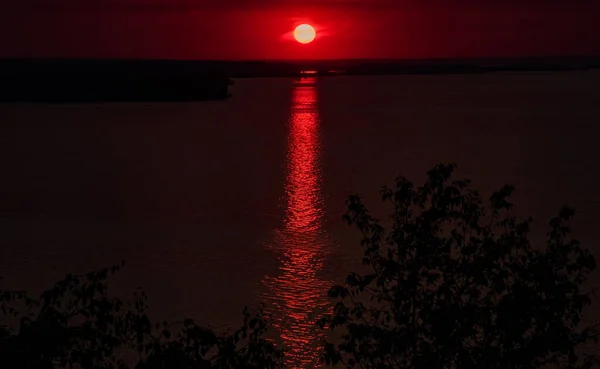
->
1, 164, 598, 368
0, 59, 232, 103
1, 56, 599, 102
1, 57, 598, 102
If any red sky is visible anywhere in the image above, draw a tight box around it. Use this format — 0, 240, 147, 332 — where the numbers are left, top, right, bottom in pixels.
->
1, 0, 599, 60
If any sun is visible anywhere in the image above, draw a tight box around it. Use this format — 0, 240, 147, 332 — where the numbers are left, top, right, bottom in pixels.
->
294, 24, 316, 44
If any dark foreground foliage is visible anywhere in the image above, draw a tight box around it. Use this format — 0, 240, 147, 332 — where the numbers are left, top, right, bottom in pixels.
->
2, 164, 600, 369
319, 163, 599, 369
0, 264, 283, 369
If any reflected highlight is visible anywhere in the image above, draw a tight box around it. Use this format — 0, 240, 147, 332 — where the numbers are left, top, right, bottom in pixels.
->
262, 77, 333, 369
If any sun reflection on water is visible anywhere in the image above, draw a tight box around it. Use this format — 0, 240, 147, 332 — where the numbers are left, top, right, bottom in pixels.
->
261, 77, 334, 369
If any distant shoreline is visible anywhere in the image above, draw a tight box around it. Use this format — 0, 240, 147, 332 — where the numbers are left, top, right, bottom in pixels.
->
1, 57, 598, 102
2, 56, 599, 77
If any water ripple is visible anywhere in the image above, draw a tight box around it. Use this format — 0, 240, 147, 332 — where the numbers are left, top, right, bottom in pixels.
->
260, 78, 334, 369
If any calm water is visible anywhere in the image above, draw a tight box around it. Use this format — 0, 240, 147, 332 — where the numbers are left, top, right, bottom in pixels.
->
2, 72, 600, 368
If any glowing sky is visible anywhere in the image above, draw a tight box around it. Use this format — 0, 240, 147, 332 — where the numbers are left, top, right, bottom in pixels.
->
1, 0, 599, 59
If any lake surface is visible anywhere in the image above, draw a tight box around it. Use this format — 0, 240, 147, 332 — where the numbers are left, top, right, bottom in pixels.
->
2, 72, 600, 368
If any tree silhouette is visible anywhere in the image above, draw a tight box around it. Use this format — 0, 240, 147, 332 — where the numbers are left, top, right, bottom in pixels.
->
0, 263, 283, 369
319, 163, 599, 369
